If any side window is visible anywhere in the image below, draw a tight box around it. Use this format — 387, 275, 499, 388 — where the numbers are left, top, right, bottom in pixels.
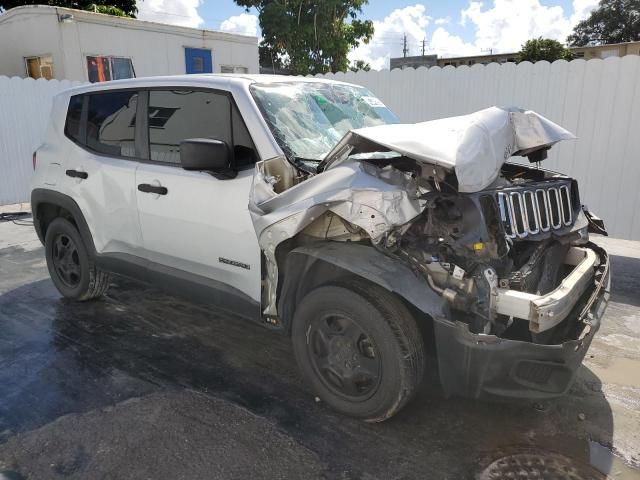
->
65, 95, 84, 143
86, 91, 138, 157
148, 90, 232, 164
232, 104, 257, 168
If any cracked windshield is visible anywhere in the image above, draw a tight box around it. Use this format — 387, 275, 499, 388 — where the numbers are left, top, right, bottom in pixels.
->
251, 82, 398, 165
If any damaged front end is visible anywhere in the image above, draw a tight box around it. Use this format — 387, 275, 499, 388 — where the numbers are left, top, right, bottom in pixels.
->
250, 103, 610, 400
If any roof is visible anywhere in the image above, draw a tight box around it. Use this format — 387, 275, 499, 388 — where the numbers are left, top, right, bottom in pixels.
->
58, 73, 358, 96
0, 5, 257, 44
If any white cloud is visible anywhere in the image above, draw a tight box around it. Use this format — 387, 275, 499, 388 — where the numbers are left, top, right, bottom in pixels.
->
350, 1, 600, 70
220, 13, 259, 37
136, 0, 203, 28
570, 0, 600, 24
349, 4, 432, 70
454, 0, 597, 54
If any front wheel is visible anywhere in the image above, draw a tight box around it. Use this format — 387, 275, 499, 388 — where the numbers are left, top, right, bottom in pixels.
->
292, 279, 425, 422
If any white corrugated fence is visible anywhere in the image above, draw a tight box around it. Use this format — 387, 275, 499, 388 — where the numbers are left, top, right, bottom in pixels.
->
0, 76, 83, 206
316, 57, 640, 241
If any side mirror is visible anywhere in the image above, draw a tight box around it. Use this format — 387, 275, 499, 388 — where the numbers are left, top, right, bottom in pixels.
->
180, 138, 231, 173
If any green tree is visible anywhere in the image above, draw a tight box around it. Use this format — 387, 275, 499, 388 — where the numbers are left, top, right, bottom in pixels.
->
568, 0, 640, 46
517, 37, 574, 63
0, 0, 136, 17
88, 4, 128, 16
235, 0, 374, 75
349, 59, 371, 72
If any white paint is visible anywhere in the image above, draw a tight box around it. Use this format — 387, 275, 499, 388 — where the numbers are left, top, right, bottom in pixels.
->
315, 57, 640, 240
0, 5, 259, 82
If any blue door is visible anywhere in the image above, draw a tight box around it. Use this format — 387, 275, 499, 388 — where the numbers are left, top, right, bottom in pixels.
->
185, 48, 213, 74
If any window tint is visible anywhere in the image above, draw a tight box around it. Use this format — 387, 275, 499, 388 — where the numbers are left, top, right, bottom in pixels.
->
86, 91, 138, 157
148, 90, 232, 164
65, 95, 84, 143
87, 56, 135, 83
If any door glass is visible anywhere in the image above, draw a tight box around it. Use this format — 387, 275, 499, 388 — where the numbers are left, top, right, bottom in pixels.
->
148, 90, 231, 164
65, 95, 84, 143
111, 57, 135, 80
192, 57, 204, 73
86, 91, 138, 157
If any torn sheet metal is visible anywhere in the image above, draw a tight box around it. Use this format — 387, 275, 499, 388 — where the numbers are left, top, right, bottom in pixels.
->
250, 159, 424, 316
322, 106, 576, 193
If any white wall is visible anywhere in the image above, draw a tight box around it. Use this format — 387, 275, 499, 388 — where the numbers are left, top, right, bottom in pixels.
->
316, 57, 640, 241
0, 76, 84, 205
0, 6, 259, 82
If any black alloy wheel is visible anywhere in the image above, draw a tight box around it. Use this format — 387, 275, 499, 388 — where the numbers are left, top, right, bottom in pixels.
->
308, 313, 382, 400
51, 233, 81, 288
292, 279, 425, 422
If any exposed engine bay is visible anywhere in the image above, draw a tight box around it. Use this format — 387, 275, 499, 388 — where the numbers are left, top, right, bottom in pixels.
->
249, 106, 608, 350
376, 160, 595, 344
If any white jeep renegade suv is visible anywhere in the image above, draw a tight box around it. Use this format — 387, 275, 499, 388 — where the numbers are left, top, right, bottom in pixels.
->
32, 74, 610, 421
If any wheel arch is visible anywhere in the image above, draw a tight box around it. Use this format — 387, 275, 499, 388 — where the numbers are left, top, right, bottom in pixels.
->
31, 189, 96, 255
276, 242, 447, 334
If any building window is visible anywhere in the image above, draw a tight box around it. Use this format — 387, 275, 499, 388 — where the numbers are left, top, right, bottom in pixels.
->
25, 55, 54, 80
574, 52, 585, 58
221, 65, 249, 74
86, 56, 135, 83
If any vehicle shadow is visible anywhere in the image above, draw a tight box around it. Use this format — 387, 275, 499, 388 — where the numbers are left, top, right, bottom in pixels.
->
0, 276, 628, 479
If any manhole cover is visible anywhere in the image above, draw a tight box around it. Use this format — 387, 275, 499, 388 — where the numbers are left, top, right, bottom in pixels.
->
478, 452, 606, 480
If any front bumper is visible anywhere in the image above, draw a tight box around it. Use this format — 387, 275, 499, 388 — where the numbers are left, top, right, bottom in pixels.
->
433, 243, 610, 399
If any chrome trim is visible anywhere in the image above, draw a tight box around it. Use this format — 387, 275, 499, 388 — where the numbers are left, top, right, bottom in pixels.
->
497, 182, 574, 239
547, 188, 562, 229
511, 192, 529, 238
523, 190, 540, 234
535, 189, 551, 232
559, 184, 573, 225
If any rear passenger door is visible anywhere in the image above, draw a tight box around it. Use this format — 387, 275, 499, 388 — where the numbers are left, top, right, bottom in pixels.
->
134, 88, 262, 307
63, 90, 144, 258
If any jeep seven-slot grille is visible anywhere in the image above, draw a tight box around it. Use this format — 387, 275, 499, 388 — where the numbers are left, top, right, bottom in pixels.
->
497, 183, 573, 239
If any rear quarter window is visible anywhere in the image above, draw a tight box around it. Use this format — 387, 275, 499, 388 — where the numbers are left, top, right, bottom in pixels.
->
65, 95, 84, 143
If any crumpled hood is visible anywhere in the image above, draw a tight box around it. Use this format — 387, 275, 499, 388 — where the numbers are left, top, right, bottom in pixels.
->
322, 106, 576, 193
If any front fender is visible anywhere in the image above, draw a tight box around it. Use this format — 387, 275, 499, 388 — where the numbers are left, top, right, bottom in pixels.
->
278, 242, 446, 331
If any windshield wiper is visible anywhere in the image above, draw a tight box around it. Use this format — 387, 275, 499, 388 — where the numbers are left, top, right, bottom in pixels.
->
294, 156, 322, 174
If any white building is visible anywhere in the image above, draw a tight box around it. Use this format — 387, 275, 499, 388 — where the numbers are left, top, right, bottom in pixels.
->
0, 5, 259, 83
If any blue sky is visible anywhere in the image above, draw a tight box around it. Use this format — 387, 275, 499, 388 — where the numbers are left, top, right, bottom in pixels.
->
136, 0, 598, 69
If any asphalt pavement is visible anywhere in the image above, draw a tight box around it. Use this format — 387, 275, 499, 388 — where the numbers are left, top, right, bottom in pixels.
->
0, 210, 639, 480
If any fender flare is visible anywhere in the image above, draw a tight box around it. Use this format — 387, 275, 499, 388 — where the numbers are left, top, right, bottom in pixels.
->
277, 241, 446, 331
31, 188, 97, 255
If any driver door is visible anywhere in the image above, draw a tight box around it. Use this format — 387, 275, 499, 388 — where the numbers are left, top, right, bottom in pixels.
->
134, 88, 262, 314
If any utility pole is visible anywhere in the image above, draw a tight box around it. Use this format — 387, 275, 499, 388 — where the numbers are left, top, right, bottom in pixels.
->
403, 34, 408, 58
421, 38, 426, 56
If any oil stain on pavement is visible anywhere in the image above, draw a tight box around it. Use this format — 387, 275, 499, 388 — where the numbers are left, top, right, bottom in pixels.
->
0, 231, 639, 479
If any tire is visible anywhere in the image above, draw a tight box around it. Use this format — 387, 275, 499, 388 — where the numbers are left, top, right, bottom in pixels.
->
292, 279, 425, 422
44, 217, 111, 301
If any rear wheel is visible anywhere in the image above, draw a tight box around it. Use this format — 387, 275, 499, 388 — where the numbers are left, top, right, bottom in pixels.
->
292, 279, 424, 422
45, 217, 110, 300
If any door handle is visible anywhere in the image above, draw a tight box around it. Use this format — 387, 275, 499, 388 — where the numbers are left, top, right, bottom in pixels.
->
138, 183, 168, 195
66, 169, 88, 179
